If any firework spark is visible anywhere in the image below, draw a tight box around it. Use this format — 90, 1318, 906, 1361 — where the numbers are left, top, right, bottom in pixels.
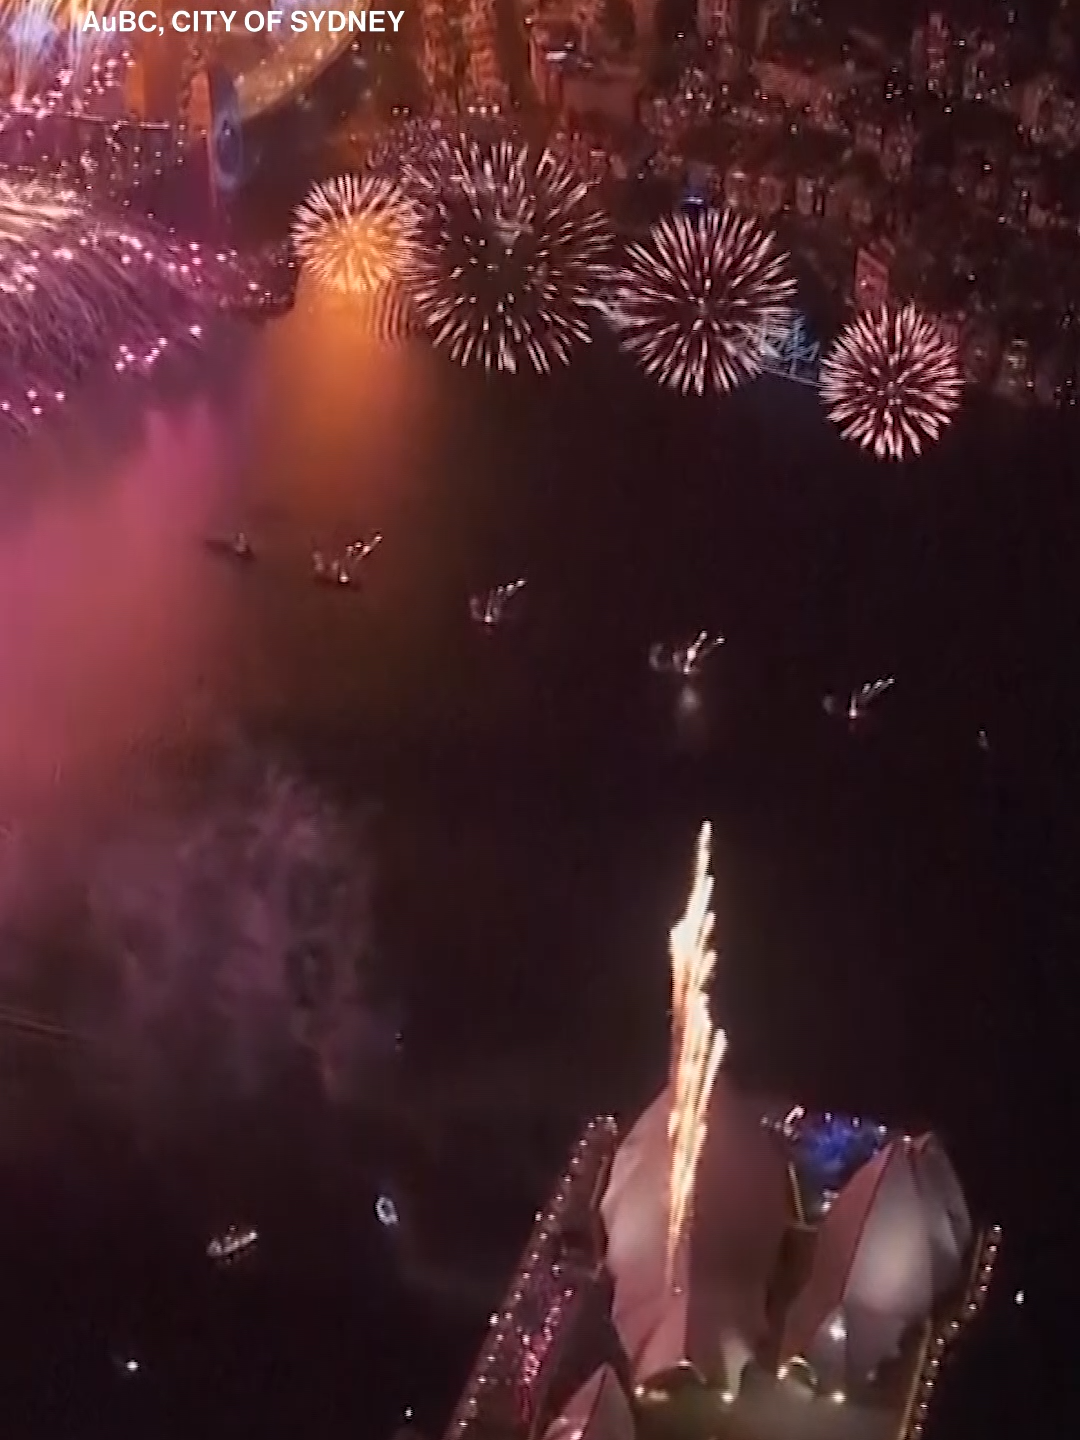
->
0, 0, 122, 100
819, 304, 963, 461
667, 822, 727, 1284
362, 116, 454, 185
291, 174, 417, 296
609, 207, 795, 396
402, 138, 611, 374
0, 178, 250, 429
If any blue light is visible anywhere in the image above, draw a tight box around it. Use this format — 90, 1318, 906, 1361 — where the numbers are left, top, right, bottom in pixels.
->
795, 1113, 885, 1186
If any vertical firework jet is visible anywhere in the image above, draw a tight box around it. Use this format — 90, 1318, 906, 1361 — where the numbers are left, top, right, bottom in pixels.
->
667, 822, 727, 1285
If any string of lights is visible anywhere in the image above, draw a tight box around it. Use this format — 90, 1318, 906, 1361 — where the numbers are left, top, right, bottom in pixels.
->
903, 1223, 1002, 1440
444, 1115, 617, 1440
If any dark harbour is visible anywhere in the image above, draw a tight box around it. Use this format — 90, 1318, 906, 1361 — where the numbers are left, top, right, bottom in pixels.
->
0, 318, 1071, 1436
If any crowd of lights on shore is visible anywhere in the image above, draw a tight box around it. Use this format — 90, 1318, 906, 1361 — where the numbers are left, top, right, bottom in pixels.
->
443, 1116, 617, 1440
819, 303, 964, 461
666, 820, 726, 1284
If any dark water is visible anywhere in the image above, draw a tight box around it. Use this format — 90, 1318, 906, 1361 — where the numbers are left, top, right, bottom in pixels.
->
0, 296, 1072, 1436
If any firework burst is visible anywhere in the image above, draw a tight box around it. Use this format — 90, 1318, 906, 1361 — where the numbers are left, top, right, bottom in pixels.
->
0, 178, 245, 430
362, 116, 452, 180
819, 304, 963, 461
0, 0, 121, 101
291, 174, 417, 296
402, 138, 611, 374
609, 207, 795, 396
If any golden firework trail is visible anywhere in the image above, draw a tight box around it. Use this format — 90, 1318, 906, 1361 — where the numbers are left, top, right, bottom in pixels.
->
666, 822, 727, 1285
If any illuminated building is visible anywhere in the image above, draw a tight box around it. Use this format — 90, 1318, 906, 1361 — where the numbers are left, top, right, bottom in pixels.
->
961, 37, 1001, 102
418, 0, 457, 106
778, 1132, 972, 1393
910, 23, 926, 86
601, 1080, 788, 1390
925, 11, 952, 97
528, 24, 575, 107
994, 338, 1034, 403
461, 0, 508, 112
562, 62, 641, 128
1020, 73, 1056, 141
794, 173, 823, 219
628, 0, 660, 48
697, 0, 738, 41
444, 1100, 995, 1440
443, 832, 994, 1440
755, 0, 782, 52
854, 119, 884, 157
882, 123, 916, 183
752, 55, 869, 125
444, 1117, 621, 1440
545, 1366, 634, 1439
854, 240, 895, 310
723, 165, 752, 211
932, 312, 963, 351
848, 187, 881, 231
1050, 0, 1075, 65
755, 168, 788, 219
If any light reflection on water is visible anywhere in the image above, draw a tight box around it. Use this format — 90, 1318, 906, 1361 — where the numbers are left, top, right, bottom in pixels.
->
0, 294, 580, 1234
0, 285, 466, 818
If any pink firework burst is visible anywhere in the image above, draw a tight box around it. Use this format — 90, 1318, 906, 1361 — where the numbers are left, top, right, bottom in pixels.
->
819, 304, 964, 461
608, 207, 796, 396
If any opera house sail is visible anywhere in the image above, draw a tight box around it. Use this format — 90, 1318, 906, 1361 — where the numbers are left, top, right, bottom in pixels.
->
442, 826, 998, 1440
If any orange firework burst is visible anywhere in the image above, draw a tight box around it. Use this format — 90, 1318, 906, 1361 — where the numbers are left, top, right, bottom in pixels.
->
667, 822, 727, 1285
291, 175, 417, 296
819, 303, 963, 461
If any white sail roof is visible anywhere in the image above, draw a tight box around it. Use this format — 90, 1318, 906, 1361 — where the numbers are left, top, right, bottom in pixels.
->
599, 1081, 788, 1389
780, 1134, 970, 1388
600, 1092, 678, 1378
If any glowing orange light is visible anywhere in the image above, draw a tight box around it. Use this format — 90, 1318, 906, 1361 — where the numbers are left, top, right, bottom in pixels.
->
666, 822, 727, 1285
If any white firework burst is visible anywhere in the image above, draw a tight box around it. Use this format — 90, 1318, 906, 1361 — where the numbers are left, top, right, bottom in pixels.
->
819, 304, 963, 461
403, 138, 611, 374
609, 207, 796, 396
